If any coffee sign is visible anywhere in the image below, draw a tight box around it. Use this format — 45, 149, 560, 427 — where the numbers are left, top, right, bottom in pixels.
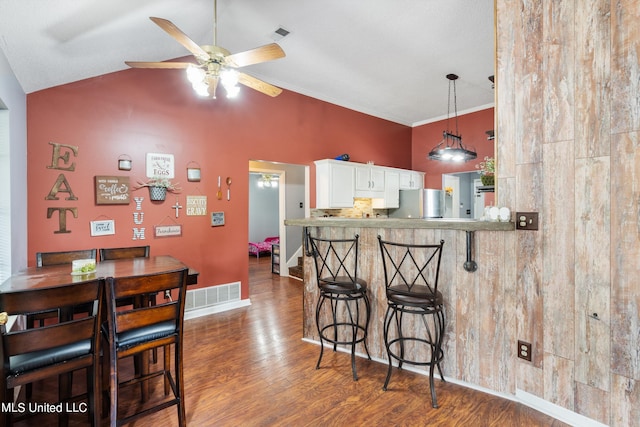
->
95, 176, 130, 205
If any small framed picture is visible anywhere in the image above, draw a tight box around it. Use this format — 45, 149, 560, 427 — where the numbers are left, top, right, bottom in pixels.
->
154, 225, 182, 238
90, 219, 116, 236
211, 211, 225, 227
95, 176, 130, 205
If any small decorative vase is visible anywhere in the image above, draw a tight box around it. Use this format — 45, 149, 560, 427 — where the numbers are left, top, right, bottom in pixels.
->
481, 174, 495, 186
149, 186, 167, 201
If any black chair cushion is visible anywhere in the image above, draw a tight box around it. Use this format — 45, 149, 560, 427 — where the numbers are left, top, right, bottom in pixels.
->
319, 276, 367, 293
387, 284, 443, 306
9, 340, 91, 374
114, 320, 176, 349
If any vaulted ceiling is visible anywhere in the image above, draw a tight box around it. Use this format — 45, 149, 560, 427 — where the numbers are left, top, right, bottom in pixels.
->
0, 0, 495, 126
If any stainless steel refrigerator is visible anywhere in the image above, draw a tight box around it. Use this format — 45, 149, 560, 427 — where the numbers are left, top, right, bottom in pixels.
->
388, 189, 445, 218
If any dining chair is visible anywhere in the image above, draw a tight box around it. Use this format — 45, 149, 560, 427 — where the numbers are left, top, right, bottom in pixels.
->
99, 245, 161, 364
307, 230, 371, 381
0, 277, 104, 426
29, 249, 98, 328
99, 245, 150, 261
103, 268, 188, 427
36, 248, 97, 268
377, 236, 446, 408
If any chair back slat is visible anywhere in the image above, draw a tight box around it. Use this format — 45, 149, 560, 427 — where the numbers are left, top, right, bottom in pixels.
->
0, 282, 99, 315
36, 249, 97, 267
100, 245, 150, 261
109, 269, 186, 299
4, 317, 96, 357
115, 302, 180, 334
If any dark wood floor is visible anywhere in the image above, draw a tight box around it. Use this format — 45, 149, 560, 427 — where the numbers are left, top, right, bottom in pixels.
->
16, 256, 569, 426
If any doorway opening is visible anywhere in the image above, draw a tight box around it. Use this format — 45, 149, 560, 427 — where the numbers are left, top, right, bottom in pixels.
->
249, 160, 309, 279
442, 170, 487, 219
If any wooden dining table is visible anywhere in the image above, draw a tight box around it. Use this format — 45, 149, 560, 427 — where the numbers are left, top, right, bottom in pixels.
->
0, 255, 198, 293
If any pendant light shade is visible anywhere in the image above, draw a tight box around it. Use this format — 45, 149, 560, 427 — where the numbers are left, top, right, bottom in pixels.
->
428, 74, 477, 162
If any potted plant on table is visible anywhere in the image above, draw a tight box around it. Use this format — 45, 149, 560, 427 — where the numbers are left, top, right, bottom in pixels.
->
476, 156, 495, 186
136, 177, 181, 201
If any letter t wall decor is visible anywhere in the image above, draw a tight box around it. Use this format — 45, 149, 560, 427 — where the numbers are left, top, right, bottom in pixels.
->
45, 142, 79, 233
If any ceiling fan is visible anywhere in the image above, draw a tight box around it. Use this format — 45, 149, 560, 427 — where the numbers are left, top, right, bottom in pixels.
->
125, 0, 285, 99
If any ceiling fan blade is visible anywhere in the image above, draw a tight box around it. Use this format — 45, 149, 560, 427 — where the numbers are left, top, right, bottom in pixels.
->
225, 43, 285, 68
125, 61, 194, 69
149, 17, 210, 61
237, 73, 283, 97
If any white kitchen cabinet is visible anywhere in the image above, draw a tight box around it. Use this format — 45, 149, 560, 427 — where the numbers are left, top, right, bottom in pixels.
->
372, 170, 400, 209
399, 170, 424, 189
354, 165, 385, 197
315, 160, 355, 208
315, 159, 423, 209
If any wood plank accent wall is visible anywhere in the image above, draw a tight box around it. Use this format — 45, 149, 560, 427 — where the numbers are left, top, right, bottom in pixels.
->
497, 0, 639, 425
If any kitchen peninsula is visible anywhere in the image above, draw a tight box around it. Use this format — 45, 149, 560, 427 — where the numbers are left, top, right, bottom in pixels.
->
285, 216, 518, 395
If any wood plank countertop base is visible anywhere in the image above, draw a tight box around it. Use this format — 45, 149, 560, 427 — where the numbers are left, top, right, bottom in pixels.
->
285, 218, 519, 397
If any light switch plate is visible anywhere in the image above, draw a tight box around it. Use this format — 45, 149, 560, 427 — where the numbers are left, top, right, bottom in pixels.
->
516, 212, 539, 230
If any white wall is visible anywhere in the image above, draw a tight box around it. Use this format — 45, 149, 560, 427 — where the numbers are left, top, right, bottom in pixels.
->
248, 173, 279, 242
0, 47, 27, 277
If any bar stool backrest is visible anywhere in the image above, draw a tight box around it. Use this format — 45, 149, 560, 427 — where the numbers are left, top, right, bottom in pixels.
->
99, 245, 150, 261
378, 237, 445, 298
104, 268, 188, 425
36, 249, 97, 267
0, 278, 104, 425
307, 232, 360, 286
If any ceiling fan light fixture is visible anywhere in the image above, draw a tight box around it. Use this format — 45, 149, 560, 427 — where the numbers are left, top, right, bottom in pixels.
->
192, 81, 210, 97
186, 64, 205, 84
428, 74, 478, 163
125, 4, 285, 99
220, 68, 240, 98
225, 85, 240, 98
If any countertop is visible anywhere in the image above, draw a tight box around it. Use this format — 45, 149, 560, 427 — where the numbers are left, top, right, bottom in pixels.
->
284, 217, 515, 231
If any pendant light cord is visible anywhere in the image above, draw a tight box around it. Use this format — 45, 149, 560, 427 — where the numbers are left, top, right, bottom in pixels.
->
213, 0, 218, 46
446, 74, 459, 138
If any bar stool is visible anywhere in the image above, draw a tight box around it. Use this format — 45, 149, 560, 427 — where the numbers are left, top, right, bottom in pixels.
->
307, 231, 371, 381
377, 236, 446, 408
0, 278, 104, 427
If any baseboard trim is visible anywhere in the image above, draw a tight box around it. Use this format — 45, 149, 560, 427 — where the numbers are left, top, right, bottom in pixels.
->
184, 299, 251, 320
301, 338, 606, 427
515, 389, 608, 427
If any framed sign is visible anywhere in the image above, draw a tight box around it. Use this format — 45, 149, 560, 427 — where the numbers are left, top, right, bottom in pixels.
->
211, 211, 225, 227
186, 196, 207, 216
90, 219, 115, 236
95, 176, 130, 205
154, 224, 182, 238
146, 153, 175, 179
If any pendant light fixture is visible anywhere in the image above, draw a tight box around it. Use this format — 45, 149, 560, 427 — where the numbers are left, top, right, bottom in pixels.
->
428, 74, 477, 162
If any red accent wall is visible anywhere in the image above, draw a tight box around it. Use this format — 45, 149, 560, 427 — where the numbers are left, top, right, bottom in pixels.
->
26, 67, 412, 299
410, 107, 495, 205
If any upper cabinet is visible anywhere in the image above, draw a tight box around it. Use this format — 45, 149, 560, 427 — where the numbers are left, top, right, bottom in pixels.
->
399, 170, 424, 190
315, 160, 355, 208
372, 169, 400, 209
315, 159, 424, 209
354, 164, 385, 197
